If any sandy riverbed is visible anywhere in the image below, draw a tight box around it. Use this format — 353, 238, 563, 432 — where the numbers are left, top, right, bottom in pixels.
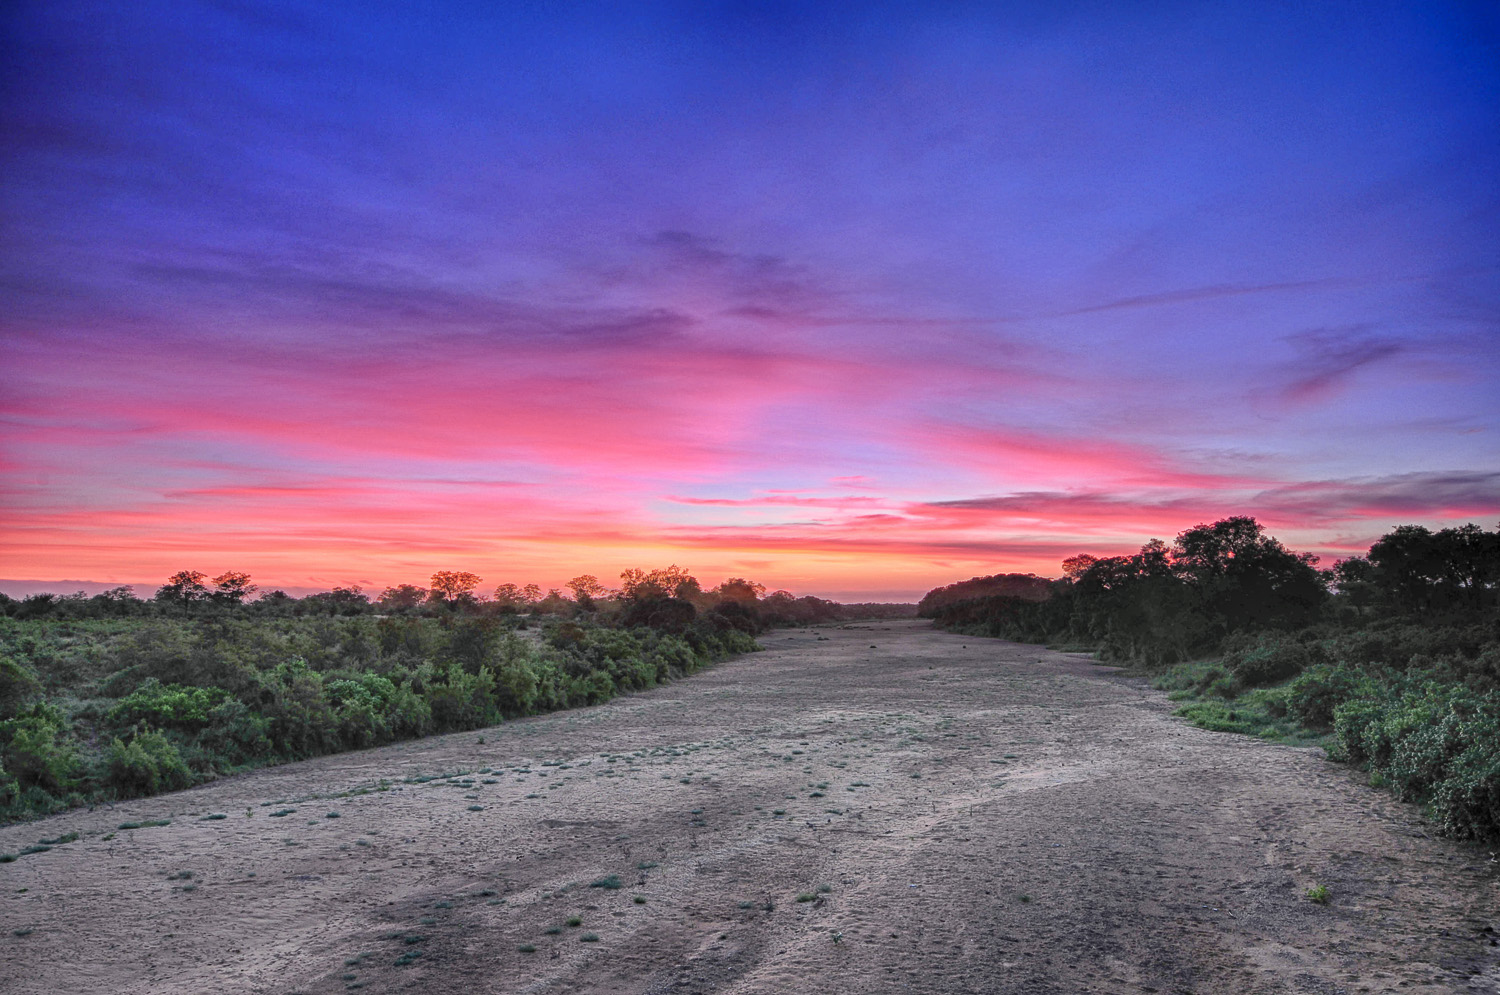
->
2, 619, 1496, 994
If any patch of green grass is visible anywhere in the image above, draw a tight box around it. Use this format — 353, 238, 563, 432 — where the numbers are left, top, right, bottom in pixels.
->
116, 819, 170, 829
589, 874, 622, 890
394, 951, 422, 966
1170, 694, 1323, 745
0, 855, 15, 864
1018, 894, 1032, 903
200, 813, 227, 821
544, 926, 562, 935
816, 884, 832, 893
467, 805, 484, 811
18, 845, 50, 856
517, 944, 536, 953
38, 832, 79, 845
565, 915, 582, 927
636, 860, 658, 869
1306, 884, 1330, 905
12, 927, 34, 937
166, 870, 193, 880
326, 811, 341, 819
268, 809, 296, 817
795, 892, 816, 902
580, 932, 599, 942
634, 895, 647, 904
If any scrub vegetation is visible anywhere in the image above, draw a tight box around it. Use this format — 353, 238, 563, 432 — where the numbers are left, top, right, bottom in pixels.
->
924, 518, 1500, 843
0, 567, 910, 822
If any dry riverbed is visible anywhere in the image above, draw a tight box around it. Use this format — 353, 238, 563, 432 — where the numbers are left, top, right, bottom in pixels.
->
2, 619, 1497, 994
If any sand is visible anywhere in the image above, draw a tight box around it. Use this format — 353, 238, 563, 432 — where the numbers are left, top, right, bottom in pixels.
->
1, 619, 1496, 994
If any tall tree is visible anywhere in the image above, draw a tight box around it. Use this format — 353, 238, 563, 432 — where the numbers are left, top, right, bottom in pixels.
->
429, 571, 482, 604
212, 571, 257, 603
156, 570, 209, 603
378, 584, 428, 610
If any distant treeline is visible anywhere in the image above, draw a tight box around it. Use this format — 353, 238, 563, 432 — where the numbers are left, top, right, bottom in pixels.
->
0, 566, 915, 628
0, 567, 912, 827
922, 518, 1500, 843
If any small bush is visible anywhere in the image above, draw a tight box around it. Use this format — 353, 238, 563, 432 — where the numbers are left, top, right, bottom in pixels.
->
107, 680, 227, 733
1, 703, 78, 794
1287, 665, 1373, 731
104, 729, 192, 797
1225, 635, 1316, 687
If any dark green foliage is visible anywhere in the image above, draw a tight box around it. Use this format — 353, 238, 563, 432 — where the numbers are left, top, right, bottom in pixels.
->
916, 574, 1054, 616
1222, 632, 1320, 686
927, 517, 1327, 666
0, 601, 760, 822
107, 680, 227, 732
0, 703, 77, 797
620, 596, 697, 633
1286, 665, 1372, 730
1323, 679, 1500, 840
0, 656, 40, 718
105, 729, 192, 796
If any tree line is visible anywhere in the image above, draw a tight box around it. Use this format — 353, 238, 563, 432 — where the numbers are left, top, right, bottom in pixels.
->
1, 566, 914, 629
922, 517, 1500, 842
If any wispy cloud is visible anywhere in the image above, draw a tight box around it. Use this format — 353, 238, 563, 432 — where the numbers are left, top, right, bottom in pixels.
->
1265, 327, 1405, 405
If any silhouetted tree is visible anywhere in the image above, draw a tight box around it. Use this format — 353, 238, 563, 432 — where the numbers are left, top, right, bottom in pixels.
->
212, 571, 257, 604
429, 572, 482, 605
378, 584, 427, 611
156, 570, 210, 604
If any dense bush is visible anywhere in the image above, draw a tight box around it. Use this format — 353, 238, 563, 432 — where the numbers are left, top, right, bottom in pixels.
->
1223, 633, 1321, 687
0, 703, 77, 795
104, 729, 192, 797
0, 609, 763, 822
1285, 665, 1372, 730
1325, 680, 1500, 841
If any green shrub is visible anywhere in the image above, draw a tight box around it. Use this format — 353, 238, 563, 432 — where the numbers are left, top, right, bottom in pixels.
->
1327, 679, 1500, 841
194, 699, 273, 766
1430, 720, 1500, 840
108, 679, 227, 732
0, 656, 40, 719
1286, 665, 1372, 730
0, 759, 19, 807
1331, 696, 1385, 764
250, 657, 337, 759
0, 703, 77, 794
105, 729, 192, 796
1225, 635, 1315, 686
425, 665, 500, 732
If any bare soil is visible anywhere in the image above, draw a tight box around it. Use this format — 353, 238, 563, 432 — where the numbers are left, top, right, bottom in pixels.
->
2, 620, 1497, 994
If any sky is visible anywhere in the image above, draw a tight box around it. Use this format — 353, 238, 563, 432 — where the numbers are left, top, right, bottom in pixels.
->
2, 1, 1498, 602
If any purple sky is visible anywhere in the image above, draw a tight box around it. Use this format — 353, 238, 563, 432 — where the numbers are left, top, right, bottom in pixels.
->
2, 1, 1497, 600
